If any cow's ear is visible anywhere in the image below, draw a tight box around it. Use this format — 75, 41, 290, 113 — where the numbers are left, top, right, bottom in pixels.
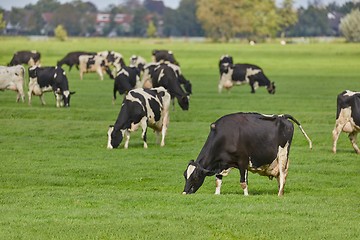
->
70, 91, 76, 95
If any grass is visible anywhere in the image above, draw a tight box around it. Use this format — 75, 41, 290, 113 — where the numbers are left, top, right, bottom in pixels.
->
0, 37, 360, 239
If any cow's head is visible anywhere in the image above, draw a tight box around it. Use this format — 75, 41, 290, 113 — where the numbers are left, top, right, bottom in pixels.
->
107, 125, 124, 149
267, 81, 276, 94
178, 95, 189, 111
183, 160, 213, 194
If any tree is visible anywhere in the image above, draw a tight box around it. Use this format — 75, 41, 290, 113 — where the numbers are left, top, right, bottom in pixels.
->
146, 20, 157, 37
289, 4, 332, 37
54, 24, 67, 41
176, 0, 203, 36
277, 0, 298, 38
0, 13, 5, 32
340, 9, 360, 42
197, 0, 280, 41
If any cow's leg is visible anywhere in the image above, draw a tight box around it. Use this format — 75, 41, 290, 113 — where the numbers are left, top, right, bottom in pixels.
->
276, 142, 290, 196
348, 132, 360, 154
239, 168, 249, 196
332, 121, 345, 153
124, 130, 131, 149
40, 94, 46, 105
140, 119, 148, 149
215, 175, 223, 195
28, 90, 32, 105
97, 68, 104, 80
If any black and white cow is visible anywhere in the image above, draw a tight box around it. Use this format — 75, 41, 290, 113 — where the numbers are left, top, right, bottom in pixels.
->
57, 51, 97, 71
111, 66, 141, 104
140, 62, 190, 110
152, 49, 179, 66
28, 66, 75, 107
151, 63, 189, 110
183, 112, 312, 196
332, 90, 360, 154
0, 65, 26, 102
107, 87, 171, 149
8, 50, 41, 67
219, 63, 275, 94
78, 54, 111, 80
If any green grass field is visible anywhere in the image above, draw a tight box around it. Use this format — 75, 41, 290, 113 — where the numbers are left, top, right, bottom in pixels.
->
0, 37, 359, 239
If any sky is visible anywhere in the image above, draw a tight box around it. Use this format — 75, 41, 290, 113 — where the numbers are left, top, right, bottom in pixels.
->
0, 0, 353, 11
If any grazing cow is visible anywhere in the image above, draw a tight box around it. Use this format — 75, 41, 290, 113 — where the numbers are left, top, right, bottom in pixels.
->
28, 66, 75, 107
219, 63, 275, 94
8, 50, 41, 67
78, 55, 110, 80
332, 90, 360, 154
218, 54, 233, 75
183, 112, 312, 196
151, 63, 189, 110
107, 87, 171, 149
152, 49, 179, 65
0, 65, 25, 102
57, 51, 96, 71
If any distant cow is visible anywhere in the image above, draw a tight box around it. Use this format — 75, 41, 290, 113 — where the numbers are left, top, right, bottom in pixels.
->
8, 50, 41, 67
78, 55, 110, 80
28, 66, 75, 107
107, 87, 171, 149
219, 63, 275, 94
150, 63, 189, 110
332, 90, 360, 154
183, 113, 312, 196
111, 65, 141, 104
0, 65, 25, 102
57, 51, 97, 71
152, 49, 179, 65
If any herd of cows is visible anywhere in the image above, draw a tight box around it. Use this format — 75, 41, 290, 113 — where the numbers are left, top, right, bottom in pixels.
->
1, 49, 359, 196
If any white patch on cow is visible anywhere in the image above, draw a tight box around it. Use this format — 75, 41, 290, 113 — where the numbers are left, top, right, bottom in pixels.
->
119, 68, 129, 77
219, 168, 232, 176
253, 81, 259, 90
63, 90, 70, 98
186, 165, 196, 179
54, 73, 57, 79
246, 68, 261, 77
344, 90, 360, 97
158, 69, 165, 83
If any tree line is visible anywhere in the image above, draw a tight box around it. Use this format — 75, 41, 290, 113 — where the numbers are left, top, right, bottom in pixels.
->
0, 0, 359, 41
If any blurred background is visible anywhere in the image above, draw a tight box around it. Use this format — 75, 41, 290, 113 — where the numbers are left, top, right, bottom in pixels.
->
0, 0, 359, 42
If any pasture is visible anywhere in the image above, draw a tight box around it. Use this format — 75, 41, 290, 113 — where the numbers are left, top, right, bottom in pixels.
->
0, 37, 359, 239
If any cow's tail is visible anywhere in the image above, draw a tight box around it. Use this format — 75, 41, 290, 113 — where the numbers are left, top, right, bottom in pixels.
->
283, 114, 312, 149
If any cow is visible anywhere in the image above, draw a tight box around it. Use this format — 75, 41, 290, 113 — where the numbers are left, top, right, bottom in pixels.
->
0, 65, 25, 102
8, 50, 41, 67
98, 51, 125, 72
78, 54, 110, 80
28, 66, 75, 107
218, 54, 233, 75
57, 51, 97, 71
152, 49, 179, 66
107, 87, 171, 149
140, 62, 190, 110
219, 63, 275, 94
182, 112, 312, 196
149, 63, 189, 110
332, 90, 360, 154
110, 65, 141, 104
